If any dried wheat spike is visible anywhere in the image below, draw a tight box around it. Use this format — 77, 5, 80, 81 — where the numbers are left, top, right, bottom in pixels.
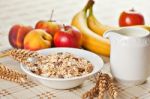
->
98, 74, 109, 99
82, 73, 101, 99
0, 75, 26, 83
0, 63, 27, 83
0, 49, 44, 67
82, 83, 99, 99
82, 73, 109, 99
108, 77, 118, 98
1, 48, 43, 58
82, 73, 118, 99
95, 72, 102, 81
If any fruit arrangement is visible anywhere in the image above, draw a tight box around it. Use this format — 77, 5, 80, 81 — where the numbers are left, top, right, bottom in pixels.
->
9, 19, 82, 51
71, 0, 150, 56
8, 0, 150, 56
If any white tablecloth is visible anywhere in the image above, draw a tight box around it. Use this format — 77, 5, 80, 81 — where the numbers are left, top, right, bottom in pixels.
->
0, 0, 150, 99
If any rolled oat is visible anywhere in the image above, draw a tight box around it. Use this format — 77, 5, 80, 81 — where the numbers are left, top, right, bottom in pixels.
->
29, 52, 93, 78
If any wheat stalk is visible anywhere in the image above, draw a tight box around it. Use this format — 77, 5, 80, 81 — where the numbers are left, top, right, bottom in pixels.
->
98, 74, 109, 99
108, 77, 118, 98
0, 63, 27, 83
82, 73, 118, 99
0, 49, 45, 67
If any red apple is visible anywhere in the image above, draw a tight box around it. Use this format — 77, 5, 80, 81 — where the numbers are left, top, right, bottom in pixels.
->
119, 9, 145, 26
35, 20, 61, 36
9, 24, 33, 48
54, 25, 82, 48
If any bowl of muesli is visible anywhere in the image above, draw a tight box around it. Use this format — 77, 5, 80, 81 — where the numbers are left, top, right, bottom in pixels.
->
21, 48, 104, 89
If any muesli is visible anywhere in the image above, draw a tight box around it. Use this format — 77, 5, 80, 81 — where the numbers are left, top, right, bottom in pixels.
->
29, 52, 93, 78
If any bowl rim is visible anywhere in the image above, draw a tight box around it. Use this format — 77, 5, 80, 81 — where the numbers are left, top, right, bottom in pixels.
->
20, 48, 104, 81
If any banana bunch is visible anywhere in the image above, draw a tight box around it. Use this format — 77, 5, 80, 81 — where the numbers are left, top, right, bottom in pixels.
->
71, 0, 150, 56
71, 0, 112, 56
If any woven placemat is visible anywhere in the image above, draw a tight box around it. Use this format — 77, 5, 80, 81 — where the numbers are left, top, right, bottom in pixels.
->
0, 57, 150, 99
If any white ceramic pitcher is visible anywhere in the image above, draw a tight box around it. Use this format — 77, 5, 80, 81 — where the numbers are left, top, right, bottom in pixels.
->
103, 27, 150, 85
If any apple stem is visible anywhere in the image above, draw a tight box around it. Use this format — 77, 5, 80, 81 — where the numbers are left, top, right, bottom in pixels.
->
130, 8, 135, 12
63, 24, 67, 31
50, 9, 54, 21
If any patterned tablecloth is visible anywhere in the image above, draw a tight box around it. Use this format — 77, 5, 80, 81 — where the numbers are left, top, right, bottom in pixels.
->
1, 0, 150, 99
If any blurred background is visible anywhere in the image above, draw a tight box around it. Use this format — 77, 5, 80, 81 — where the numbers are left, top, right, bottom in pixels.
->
0, 0, 150, 41
0, 0, 150, 33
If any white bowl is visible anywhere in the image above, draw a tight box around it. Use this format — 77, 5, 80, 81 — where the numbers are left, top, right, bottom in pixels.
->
21, 48, 104, 89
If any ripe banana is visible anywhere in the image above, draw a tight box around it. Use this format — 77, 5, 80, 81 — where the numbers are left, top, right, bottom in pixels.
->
87, 6, 115, 36
71, 0, 110, 56
87, 5, 150, 35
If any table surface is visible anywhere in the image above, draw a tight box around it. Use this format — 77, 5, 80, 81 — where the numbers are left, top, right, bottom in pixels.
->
1, 0, 150, 99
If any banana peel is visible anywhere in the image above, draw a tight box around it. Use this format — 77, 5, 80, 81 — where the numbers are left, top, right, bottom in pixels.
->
87, 5, 116, 36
